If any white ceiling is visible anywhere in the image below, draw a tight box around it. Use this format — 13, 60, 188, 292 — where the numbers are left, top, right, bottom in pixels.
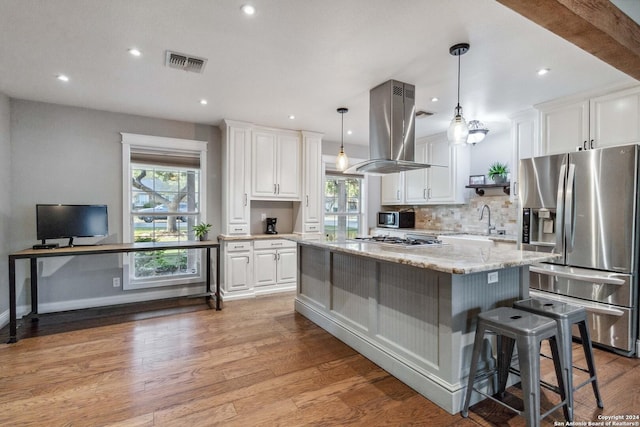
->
0, 0, 636, 146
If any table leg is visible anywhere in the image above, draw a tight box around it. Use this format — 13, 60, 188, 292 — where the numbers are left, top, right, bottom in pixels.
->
30, 258, 38, 317
215, 246, 221, 310
8, 257, 17, 343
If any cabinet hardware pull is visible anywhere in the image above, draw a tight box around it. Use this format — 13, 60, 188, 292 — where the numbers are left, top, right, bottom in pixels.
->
306, 195, 309, 207
277, 253, 281, 260
396, 190, 400, 200
272, 242, 283, 246
244, 193, 247, 206
277, 183, 280, 194
273, 184, 277, 194
273, 254, 277, 260
590, 139, 594, 149
246, 257, 249, 264
428, 188, 432, 199
583, 140, 587, 150
513, 181, 517, 197
233, 228, 242, 231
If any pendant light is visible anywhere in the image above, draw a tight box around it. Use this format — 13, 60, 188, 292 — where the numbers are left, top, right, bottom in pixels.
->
336, 107, 349, 171
467, 120, 489, 145
447, 43, 470, 146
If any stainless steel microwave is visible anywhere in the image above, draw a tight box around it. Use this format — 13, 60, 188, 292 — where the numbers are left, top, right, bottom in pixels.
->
377, 211, 415, 228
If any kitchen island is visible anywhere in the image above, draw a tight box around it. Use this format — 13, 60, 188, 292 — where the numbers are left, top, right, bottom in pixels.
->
294, 239, 557, 414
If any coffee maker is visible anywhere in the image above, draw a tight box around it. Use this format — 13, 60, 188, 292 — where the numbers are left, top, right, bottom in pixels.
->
265, 217, 278, 234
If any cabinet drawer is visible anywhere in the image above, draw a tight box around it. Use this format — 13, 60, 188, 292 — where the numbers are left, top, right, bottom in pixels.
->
254, 239, 296, 250
228, 224, 249, 235
225, 241, 252, 252
304, 223, 320, 232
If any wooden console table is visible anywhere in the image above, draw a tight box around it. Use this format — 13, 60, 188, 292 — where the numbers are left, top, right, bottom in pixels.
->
7, 241, 221, 343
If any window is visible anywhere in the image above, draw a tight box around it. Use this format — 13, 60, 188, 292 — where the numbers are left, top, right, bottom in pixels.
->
121, 133, 207, 290
324, 173, 363, 241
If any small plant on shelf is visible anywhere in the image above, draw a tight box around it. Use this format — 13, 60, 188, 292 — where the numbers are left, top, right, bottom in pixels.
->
488, 162, 509, 184
193, 222, 212, 241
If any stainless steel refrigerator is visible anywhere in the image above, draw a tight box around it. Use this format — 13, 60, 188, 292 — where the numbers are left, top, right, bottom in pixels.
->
519, 144, 638, 356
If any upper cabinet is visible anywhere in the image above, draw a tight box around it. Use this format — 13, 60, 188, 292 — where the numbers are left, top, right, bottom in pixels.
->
220, 120, 251, 235
251, 127, 301, 200
380, 134, 469, 205
510, 109, 539, 201
293, 131, 323, 236
539, 85, 640, 155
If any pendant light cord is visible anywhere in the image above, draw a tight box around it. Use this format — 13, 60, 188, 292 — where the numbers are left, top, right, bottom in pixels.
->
341, 112, 344, 150
456, 54, 461, 110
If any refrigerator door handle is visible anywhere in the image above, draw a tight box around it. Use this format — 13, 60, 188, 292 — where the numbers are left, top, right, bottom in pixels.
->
564, 163, 576, 253
529, 265, 626, 285
555, 163, 567, 253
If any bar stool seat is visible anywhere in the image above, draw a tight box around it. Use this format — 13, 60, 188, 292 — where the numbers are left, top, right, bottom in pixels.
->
462, 307, 569, 427
514, 297, 604, 421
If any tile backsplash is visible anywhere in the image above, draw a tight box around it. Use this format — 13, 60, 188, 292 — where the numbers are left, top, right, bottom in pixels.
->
387, 194, 518, 236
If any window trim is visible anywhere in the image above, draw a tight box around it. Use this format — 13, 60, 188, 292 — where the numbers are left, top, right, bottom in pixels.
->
121, 133, 208, 290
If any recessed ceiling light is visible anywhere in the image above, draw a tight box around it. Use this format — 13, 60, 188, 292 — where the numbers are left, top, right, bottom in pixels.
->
537, 68, 550, 76
56, 74, 69, 82
128, 48, 141, 57
200, 99, 208, 105
347, 130, 353, 135
241, 4, 255, 15
288, 115, 295, 120
431, 97, 439, 102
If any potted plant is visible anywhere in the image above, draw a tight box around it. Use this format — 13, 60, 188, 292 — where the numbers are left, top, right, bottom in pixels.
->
193, 222, 212, 241
488, 162, 509, 184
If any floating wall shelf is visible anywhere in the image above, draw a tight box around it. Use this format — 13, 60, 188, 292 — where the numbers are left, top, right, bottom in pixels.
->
465, 182, 510, 196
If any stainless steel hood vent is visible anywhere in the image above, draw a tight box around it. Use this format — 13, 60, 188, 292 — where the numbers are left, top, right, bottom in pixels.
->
345, 80, 432, 175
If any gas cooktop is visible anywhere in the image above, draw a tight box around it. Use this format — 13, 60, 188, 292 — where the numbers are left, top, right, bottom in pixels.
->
353, 234, 442, 247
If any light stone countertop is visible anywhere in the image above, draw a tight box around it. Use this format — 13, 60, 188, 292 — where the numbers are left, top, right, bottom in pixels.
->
295, 238, 556, 275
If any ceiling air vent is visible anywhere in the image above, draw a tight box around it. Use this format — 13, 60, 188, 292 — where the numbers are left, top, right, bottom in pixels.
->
416, 110, 435, 118
165, 50, 208, 73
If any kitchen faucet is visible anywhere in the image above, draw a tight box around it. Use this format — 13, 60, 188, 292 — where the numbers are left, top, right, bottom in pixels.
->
480, 204, 495, 235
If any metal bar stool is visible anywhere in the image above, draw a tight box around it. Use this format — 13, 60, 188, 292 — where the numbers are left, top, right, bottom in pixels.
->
514, 297, 604, 421
462, 307, 569, 427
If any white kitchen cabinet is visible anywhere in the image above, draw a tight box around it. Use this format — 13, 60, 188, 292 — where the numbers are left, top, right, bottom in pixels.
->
294, 131, 323, 236
253, 239, 297, 294
590, 87, 640, 148
222, 241, 253, 300
510, 109, 539, 200
220, 120, 251, 235
380, 172, 404, 205
251, 128, 301, 200
384, 134, 468, 205
539, 85, 640, 155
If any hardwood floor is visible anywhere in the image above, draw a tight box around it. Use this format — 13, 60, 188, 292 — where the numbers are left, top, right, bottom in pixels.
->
0, 293, 638, 426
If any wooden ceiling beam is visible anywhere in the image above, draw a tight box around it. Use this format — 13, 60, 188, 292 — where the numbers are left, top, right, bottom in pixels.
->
496, 0, 640, 81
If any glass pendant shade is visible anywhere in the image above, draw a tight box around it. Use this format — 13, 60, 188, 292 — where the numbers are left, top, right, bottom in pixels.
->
336, 107, 349, 171
335, 148, 349, 171
447, 106, 469, 146
467, 120, 489, 145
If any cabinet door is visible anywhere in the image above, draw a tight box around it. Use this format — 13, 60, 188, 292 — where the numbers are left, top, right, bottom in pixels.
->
427, 138, 453, 202
277, 248, 297, 284
303, 134, 322, 225
404, 142, 428, 203
276, 133, 301, 199
253, 250, 277, 287
224, 252, 252, 292
541, 101, 589, 155
252, 130, 278, 197
227, 126, 250, 231
590, 87, 640, 149
381, 173, 404, 205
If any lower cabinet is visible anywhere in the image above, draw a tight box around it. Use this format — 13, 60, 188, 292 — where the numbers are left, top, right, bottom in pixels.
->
253, 240, 297, 295
221, 238, 297, 300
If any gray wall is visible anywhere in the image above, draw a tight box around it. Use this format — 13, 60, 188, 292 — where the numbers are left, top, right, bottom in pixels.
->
8, 100, 221, 315
0, 93, 10, 317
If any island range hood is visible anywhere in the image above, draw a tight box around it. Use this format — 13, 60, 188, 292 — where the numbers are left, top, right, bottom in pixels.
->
344, 79, 432, 175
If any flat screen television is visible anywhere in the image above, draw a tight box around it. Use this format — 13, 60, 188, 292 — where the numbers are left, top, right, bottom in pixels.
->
36, 204, 108, 247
